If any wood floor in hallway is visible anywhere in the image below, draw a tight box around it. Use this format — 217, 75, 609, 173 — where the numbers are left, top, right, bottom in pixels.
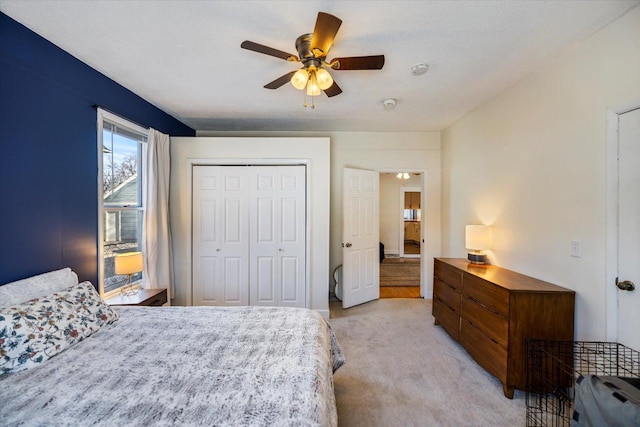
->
380, 286, 421, 298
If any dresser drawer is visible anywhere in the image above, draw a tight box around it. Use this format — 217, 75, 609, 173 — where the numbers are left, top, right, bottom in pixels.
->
463, 273, 510, 317
434, 278, 461, 312
433, 297, 461, 341
461, 296, 508, 348
460, 319, 508, 384
435, 259, 463, 289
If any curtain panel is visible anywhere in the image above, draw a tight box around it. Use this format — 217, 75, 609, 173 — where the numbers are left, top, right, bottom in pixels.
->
142, 129, 174, 299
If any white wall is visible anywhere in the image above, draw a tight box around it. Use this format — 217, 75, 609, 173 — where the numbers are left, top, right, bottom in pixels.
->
196, 130, 441, 299
379, 173, 423, 256
330, 132, 441, 298
169, 137, 330, 316
441, 7, 640, 340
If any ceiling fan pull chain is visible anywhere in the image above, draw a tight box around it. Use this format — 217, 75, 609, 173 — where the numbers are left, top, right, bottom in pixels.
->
303, 92, 308, 108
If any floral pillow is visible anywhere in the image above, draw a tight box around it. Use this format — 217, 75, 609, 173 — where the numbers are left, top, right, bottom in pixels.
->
0, 281, 119, 375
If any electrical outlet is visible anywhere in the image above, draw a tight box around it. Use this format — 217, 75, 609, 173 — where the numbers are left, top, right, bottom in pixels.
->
570, 240, 581, 258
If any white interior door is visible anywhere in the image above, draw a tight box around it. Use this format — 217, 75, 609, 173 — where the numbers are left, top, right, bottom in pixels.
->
617, 107, 640, 351
342, 167, 379, 308
192, 166, 249, 306
250, 166, 306, 307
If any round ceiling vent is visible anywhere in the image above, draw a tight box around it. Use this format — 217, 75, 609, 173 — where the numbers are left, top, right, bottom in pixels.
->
411, 63, 429, 75
383, 98, 397, 109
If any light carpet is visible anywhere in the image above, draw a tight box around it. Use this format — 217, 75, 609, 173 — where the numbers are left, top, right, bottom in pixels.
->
329, 298, 526, 426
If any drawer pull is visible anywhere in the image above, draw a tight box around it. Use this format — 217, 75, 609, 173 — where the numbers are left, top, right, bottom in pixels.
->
467, 296, 503, 316
435, 296, 456, 313
468, 320, 500, 345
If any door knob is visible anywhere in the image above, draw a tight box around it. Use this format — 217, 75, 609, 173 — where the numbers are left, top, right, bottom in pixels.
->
346, 243, 352, 248
616, 279, 635, 291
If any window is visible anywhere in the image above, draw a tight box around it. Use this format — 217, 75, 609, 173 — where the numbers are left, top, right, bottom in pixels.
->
98, 109, 147, 296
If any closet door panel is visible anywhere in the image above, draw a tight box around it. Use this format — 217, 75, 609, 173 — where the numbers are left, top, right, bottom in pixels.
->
251, 166, 306, 307
194, 165, 306, 308
193, 167, 222, 305
257, 198, 275, 243
256, 256, 275, 303
277, 167, 305, 307
281, 198, 299, 242
193, 166, 249, 306
251, 174, 277, 305
281, 256, 299, 302
224, 198, 243, 243
223, 256, 244, 303
220, 168, 249, 305
200, 256, 219, 302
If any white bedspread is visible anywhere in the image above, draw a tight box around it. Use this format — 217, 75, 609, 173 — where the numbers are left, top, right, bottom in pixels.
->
0, 306, 344, 426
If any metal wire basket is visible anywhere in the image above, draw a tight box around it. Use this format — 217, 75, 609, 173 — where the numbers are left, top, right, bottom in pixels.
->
526, 340, 640, 426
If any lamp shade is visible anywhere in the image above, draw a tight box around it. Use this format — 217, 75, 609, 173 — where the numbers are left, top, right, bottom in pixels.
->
115, 252, 143, 275
465, 225, 491, 251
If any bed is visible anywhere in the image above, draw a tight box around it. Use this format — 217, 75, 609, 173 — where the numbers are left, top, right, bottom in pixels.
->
0, 269, 344, 426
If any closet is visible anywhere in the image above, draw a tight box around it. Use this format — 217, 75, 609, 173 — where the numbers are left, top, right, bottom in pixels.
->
192, 165, 306, 307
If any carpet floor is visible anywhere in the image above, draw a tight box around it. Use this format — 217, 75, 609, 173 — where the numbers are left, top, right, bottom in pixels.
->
329, 299, 526, 426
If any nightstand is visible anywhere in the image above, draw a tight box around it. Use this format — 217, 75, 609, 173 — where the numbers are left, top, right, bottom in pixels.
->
105, 288, 167, 306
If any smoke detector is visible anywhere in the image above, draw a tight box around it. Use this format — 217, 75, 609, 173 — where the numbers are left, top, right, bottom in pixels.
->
382, 98, 397, 109
411, 63, 429, 75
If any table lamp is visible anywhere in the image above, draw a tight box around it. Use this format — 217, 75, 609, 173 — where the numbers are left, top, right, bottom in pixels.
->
465, 225, 491, 264
115, 251, 143, 295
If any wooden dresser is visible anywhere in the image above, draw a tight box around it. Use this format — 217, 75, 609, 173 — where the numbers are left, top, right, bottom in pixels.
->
432, 258, 575, 398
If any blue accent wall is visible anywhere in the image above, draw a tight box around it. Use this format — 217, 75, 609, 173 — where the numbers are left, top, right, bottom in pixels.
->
0, 12, 195, 287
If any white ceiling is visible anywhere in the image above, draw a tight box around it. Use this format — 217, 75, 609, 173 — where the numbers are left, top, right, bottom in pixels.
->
2, 0, 638, 132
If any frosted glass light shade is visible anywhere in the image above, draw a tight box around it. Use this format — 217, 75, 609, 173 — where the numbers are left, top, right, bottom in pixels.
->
316, 68, 333, 90
306, 74, 321, 96
291, 69, 309, 90
115, 252, 143, 275
465, 225, 491, 250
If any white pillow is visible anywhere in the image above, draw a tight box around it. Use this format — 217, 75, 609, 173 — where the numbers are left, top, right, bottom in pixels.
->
0, 268, 79, 309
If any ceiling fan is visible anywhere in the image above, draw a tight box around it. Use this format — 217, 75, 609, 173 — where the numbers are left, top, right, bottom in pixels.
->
241, 12, 385, 107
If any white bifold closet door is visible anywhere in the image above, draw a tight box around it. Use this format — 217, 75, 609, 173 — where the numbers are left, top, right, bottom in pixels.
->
192, 165, 306, 307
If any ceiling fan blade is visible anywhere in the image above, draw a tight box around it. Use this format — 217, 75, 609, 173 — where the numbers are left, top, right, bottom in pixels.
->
310, 12, 342, 57
330, 55, 385, 70
264, 71, 296, 89
324, 81, 342, 97
241, 40, 298, 62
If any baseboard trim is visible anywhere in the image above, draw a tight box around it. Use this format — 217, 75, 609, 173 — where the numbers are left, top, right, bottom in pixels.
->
317, 309, 330, 320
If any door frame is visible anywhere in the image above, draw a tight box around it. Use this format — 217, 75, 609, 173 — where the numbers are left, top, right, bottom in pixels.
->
185, 158, 311, 308
605, 99, 640, 341
377, 169, 427, 297
399, 186, 421, 259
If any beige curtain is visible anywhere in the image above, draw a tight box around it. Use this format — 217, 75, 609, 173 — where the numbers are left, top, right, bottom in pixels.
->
142, 128, 173, 300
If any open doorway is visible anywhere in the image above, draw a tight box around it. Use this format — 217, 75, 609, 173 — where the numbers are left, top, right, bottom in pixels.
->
379, 173, 422, 298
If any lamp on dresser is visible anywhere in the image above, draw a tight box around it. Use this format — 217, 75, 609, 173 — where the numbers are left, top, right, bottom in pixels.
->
465, 225, 491, 264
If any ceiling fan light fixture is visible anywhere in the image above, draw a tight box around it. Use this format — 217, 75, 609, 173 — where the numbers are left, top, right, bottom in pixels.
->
241, 12, 384, 105
316, 67, 333, 90
306, 72, 322, 96
291, 68, 309, 90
